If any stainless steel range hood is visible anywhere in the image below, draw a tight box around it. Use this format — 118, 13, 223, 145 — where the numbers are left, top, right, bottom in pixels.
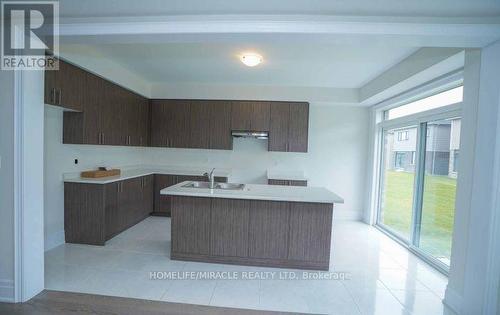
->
231, 131, 269, 140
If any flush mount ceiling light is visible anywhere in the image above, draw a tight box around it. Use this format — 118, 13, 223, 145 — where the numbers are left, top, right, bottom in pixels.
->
240, 53, 263, 67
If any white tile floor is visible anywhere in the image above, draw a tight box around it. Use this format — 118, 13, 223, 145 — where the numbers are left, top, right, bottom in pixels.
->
45, 217, 448, 314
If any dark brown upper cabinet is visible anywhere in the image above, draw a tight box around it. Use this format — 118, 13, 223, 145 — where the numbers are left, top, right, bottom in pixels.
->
231, 101, 270, 131
288, 102, 309, 152
45, 57, 85, 112
190, 100, 232, 150
61, 66, 149, 147
268, 102, 289, 151
151, 100, 232, 150
208, 101, 232, 150
151, 99, 191, 148
189, 100, 211, 149
269, 102, 309, 153
49, 59, 308, 152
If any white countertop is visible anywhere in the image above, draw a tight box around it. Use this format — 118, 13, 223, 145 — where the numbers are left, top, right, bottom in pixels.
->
267, 169, 307, 181
161, 181, 344, 204
63, 167, 232, 184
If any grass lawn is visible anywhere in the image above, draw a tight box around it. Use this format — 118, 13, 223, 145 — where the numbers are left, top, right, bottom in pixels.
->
380, 170, 456, 261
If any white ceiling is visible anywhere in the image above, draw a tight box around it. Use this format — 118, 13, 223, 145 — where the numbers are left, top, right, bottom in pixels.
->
62, 42, 418, 88
59, 0, 500, 18
56, 1, 491, 100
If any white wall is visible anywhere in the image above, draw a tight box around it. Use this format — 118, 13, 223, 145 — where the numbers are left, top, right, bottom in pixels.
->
59, 45, 151, 97
44, 103, 369, 250
445, 42, 500, 314
0, 69, 15, 302
20, 69, 45, 301
150, 83, 358, 105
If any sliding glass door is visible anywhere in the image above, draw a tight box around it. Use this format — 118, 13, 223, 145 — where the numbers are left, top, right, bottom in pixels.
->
378, 126, 418, 240
375, 85, 463, 272
377, 117, 461, 271
415, 118, 461, 266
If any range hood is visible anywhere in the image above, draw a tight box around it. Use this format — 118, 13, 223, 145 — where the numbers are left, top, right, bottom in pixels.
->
231, 131, 269, 140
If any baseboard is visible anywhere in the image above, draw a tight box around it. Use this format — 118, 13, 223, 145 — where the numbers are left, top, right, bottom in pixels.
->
443, 286, 462, 315
0, 279, 14, 303
333, 210, 363, 221
45, 230, 65, 251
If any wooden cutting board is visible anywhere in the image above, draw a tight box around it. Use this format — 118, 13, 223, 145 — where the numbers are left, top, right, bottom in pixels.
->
81, 169, 121, 178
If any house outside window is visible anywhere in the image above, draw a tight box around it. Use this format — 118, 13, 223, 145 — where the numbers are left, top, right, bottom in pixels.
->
398, 131, 409, 141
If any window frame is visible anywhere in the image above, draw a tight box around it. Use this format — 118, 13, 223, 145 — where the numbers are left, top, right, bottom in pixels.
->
373, 81, 463, 275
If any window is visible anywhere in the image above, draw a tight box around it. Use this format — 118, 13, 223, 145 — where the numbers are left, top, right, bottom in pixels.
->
379, 127, 418, 239
453, 150, 459, 172
385, 86, 463, 120
376, 85, 462, 273
394, 152, 406, 169
397, 131, 409, 141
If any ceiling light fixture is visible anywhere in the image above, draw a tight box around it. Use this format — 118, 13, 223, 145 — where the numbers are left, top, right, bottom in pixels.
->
241, 53, 262, 67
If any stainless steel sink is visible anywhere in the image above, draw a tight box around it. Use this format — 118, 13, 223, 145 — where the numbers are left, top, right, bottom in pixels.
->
182, 181, 245, 190
182, 181, 211, 188
214, 183, 245, 190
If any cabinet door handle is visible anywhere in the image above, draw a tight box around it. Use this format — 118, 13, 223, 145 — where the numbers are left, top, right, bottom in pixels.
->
50, 88, 56, 104
102, 133, 105, 145
56, 89, 62, 105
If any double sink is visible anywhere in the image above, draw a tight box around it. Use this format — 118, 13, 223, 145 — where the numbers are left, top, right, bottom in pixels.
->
182, 181, 245, 190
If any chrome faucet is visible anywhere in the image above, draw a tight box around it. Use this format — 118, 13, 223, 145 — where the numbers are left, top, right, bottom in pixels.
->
204, 168, 216, 189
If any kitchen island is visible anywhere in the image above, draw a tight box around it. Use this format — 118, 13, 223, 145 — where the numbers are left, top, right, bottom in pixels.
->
161, 182, 343, 270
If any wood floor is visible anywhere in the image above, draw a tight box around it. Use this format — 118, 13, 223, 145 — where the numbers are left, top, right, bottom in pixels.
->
0, 290, 305, 315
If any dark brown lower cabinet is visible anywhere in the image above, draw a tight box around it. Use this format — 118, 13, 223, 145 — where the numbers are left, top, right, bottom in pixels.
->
153, 174, 227, 217
170, 196, 333, 270
288, 202, 333, 263
153, 175, 177, 216
105, 182, 121, 240
248, 200, 290, 260
210, 199, 250, 257
65, 175, 153, 245
65, 183, 106, 245
171, 196, 211, 255
268, 179, 307, 186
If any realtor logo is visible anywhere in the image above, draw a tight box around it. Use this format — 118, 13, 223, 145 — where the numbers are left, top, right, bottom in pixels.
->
1, 1, 59, 70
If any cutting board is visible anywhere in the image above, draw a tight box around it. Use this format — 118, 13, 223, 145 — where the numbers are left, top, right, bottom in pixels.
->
81, 169, 121, 178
